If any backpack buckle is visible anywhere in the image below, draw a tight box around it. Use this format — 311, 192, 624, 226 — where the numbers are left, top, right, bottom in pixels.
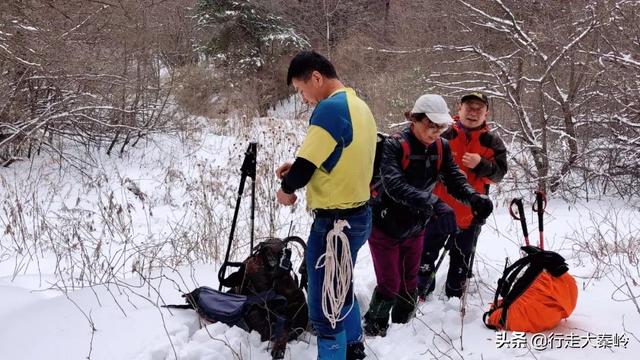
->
279, 248, 292, 272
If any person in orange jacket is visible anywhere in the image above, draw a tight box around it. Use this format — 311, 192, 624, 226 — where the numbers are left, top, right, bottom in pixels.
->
417, 92, 508, 299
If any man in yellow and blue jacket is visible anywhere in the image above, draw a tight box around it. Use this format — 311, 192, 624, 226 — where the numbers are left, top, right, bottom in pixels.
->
276, 50, 377, 360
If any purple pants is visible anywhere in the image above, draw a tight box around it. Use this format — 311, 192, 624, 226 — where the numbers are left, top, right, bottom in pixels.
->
368, 225, 425, 299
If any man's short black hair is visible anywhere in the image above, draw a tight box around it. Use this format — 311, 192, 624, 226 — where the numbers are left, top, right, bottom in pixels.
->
286, 50, 338, 86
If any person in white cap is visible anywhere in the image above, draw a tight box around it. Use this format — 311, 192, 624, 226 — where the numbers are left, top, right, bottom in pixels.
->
362, 94, 493, 337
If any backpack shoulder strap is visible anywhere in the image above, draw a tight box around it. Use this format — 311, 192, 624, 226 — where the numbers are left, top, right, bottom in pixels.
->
498, 263, 544, 327
400, 138, 411, 170
390, 132, 412, 170
282, 236, 308, 291
436, 138, 443, 171
483, 256, 532, 329
482, 254, 546, 329
388, 132, 436, 171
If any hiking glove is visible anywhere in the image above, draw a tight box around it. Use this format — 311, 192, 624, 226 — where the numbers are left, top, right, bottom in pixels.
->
470, 194, 493, 221
433, 200, 457, 235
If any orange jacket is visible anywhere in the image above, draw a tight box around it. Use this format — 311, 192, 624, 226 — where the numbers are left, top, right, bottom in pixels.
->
433, 119, 507, 228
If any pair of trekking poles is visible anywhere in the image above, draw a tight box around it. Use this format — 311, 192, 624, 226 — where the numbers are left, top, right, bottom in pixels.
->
422, 190, 548, 297
509, 190, 547, 250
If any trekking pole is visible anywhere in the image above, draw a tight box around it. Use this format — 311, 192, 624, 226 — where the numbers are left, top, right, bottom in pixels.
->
287, 220, 294, 237
532, 190, 547, 250
249, 155, 256, 251
509, 198, 529, 247
218, 142, 257, 290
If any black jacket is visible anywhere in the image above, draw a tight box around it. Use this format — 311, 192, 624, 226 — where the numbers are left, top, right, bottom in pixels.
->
370, 127, 476, 239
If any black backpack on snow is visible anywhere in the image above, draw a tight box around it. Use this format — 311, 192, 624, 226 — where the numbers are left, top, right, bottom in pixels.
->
166, 236, 308, 360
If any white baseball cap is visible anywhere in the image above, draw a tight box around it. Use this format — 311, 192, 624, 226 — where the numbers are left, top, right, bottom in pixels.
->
410, 94, 453, 125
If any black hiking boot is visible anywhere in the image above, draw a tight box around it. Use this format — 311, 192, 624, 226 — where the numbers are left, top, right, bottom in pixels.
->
391, 289, 418, 324
363, 315, 390, 337
363, 287, 395, 337
445, 283, 464, 298
417, 264, 436, 302
346, 341, 366, 360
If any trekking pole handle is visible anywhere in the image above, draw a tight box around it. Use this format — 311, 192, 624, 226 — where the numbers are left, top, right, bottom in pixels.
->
509, 198, 529, 246
533, 191, 546, 249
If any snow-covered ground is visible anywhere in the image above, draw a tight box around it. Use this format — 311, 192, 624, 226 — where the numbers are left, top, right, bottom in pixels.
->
1, 117, 638, 360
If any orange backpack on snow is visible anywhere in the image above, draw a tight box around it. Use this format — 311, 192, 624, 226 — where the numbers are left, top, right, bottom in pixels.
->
483, 246, 578, 332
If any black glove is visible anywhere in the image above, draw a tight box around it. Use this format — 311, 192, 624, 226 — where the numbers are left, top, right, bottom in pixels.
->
469, 194, 493, 221
433, 200, 458, 235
